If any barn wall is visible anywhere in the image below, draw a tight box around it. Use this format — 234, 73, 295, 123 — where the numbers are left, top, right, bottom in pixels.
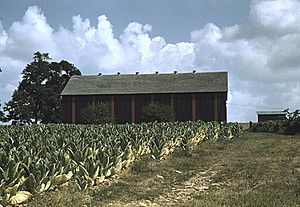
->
135, 94, 151, 123
154, 94, 171, 105
64, 91, 227, 124
175, 93, 192, 121
195, 92, 227, 122
196, 93, 214, 121
95, 95, 110, 103
115, 95, 131, 124
75, 95, 93, 124
218, 92, 227, 122
62, 96, 72, 123
69, 95, 112, 124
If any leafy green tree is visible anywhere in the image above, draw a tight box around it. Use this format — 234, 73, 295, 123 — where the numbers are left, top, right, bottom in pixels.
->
80, 102, 112, 124
0, 102, 4, 121
282, 109, 300, 135
141, 103, 175, 123
0, 68, 3, 121
4, 52, 81, 124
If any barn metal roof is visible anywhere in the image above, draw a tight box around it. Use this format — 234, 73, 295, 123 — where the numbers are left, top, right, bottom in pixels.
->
61, 71, 228, 96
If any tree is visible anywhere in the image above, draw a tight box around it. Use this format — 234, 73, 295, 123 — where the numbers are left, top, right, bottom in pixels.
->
80, 102, 112, 124
140, 103, 175, 123
0, 68, 2, 121
4, 52, 81, 124
282, 109, 300, 135
0, 102, 4, 121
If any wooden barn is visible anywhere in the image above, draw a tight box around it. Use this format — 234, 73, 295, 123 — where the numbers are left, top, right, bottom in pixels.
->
60, 71, 228, 124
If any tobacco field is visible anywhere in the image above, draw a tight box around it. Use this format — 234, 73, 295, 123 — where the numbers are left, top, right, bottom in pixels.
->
0, 121, 241, 206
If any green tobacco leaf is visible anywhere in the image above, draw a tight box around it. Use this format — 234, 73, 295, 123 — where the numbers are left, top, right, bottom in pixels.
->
1, 193, 11, 206
23, 173, 37, 193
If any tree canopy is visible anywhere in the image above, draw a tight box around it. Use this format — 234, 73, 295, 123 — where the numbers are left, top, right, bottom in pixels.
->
0, 69, 4, 121
0, 102, 4, 121
3, 52, 81, 124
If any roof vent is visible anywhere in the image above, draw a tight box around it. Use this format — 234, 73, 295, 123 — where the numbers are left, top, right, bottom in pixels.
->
174, 70, 177, 74
98, 73, 102, 76
117, 72, 121, 75
193, 70, 196, 74
155, 71, 159, 74
136, 71, 139, 75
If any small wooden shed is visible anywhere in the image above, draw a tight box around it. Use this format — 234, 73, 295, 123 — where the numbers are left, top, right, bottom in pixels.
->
61, 71, 228, 124
256, 111, 286, 122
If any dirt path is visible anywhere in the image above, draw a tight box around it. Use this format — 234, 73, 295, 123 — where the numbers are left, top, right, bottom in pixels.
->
104, 169, 221, 207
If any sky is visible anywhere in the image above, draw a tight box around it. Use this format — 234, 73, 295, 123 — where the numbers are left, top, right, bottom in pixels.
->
0, 0, 299, 122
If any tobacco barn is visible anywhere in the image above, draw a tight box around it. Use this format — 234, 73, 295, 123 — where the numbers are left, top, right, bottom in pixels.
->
60, 71, 228, 124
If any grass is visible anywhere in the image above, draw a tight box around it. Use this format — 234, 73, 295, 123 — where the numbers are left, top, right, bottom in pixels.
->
30, 132, 300, 207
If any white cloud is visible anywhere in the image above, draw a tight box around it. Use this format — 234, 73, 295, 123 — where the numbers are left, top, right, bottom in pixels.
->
191, 0, 300, 121
250, 0, 300, 33
0, 56, 25, 105
5, 6, 58, 60
54, 14, 195, 73
0, 21, 8, 50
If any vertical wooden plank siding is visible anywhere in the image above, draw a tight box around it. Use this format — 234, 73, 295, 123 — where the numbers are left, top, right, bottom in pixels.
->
225, 92, 227, 122
92, 96, 95, 107
214, 93, 219, 121
71, 96, 76, 124
111, 95, 115, 121
170, 94, 175, 109
150, 95, 155, 104
131, 95, 136, 123
170, 94, 175, 119
192, 94, 197, 121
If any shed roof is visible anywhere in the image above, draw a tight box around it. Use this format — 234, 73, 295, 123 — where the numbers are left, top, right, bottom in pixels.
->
256, 111, 286, 115
61, 71, 228, 96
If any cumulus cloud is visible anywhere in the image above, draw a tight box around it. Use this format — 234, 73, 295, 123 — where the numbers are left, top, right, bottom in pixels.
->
191, 0, 300, 121
5, 6, 57, 60
1, 1, 300, 122
53, 13, 195, 73
0, 21, 8, 50
250, 0, 300, 33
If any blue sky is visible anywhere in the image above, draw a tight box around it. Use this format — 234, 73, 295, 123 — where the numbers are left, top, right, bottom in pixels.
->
0, 0, 300, 122
0, 0, 251, 42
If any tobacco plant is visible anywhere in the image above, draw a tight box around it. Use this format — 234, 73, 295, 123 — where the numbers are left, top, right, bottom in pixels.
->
0, 121, 241, 205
